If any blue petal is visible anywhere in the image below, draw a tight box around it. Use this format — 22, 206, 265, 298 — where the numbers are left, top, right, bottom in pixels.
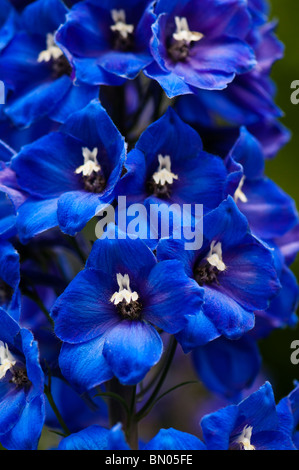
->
144, 428, 206, 450
16, 197, 59, 244
144, 260, 204, 334
22, 0, 68, 36
103, 321, 163, 385
58, 423, 129, 450
52, 268, 119, 344
192, 336, 261, 400
200, 404, 239, 450
175, 312, 220, 353
59, 336, 113, 393
11, 133, 83, 199
5, 76, 72, 128
86, 225, 157, 279
0, 396, 45, 450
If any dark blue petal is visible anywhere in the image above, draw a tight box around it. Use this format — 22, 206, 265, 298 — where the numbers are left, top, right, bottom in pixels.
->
192, 336, 261, 400
59, 336, 113, 393
103, 320, 163, 385
52, 268, 119, 344
144, 428, 206, 450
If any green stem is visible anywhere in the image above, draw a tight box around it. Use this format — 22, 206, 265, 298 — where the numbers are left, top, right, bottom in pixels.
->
44, 384, 70, 437
136, 336, 177, 422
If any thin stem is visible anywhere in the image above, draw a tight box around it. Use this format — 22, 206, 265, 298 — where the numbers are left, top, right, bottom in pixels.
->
136, 336, 177, 422
44, 365, 70, 437
44, 385, 70, 437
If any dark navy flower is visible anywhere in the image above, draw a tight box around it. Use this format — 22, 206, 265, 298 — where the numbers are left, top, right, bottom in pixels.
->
144, 0, 256, 97
157, 197, 280, 349
200, 382, 296, 450
10, 100, 126, 241
0, 0, 98, 128
58, 423, 130, 450
52, 226, 203, 389
119, 107, 227, 211
0, 308, 45, 450
226, 127, 298, 240
56, 0, 156, 85
192, 335, 261, 401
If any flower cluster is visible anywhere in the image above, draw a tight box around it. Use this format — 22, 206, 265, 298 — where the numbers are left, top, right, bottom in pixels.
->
0, 0, 298, 451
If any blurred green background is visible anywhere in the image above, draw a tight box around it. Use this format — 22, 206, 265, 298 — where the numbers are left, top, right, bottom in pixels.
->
260, 0, 299, 399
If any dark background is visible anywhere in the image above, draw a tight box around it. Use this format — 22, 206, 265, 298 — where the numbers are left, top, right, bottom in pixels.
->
259, 0, 299, 399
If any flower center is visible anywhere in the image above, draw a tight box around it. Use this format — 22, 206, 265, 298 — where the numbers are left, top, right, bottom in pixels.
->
194, 241, 226, 286
38, 33, 72, 79
0, 342, 16, 380
168, 17, 204, 62
110, 273, 142, 320
147, 155, 178, 199
75, 147, 106, 193
234, 176, 248, 204
110, 9, 134, 51
235, 425, 256, 451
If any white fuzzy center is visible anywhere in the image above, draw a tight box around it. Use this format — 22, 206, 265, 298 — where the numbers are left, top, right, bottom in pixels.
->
110, 274, 139, 305
38, 33, 63, 63
75, 148, 101, 177
173, 17, 204, 43
110, 9, 134, 39
0, 342, 16, 380
235, 425, 255, 451
206, 240, 226, 272
152, 155, 178, 186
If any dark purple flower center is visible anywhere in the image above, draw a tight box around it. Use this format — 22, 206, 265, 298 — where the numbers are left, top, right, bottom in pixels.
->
147, 179, 172, 199
116, 299, 142, 321
51, 54, 72, 80
194, 262, 220, 286
112, 30, 134, 52
82, 170, 106, 194
168, 39, 190, 62
9, 366, 31, 389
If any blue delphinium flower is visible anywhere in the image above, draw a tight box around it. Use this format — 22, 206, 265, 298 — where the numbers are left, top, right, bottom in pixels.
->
0, 0, 98, 128
0, 307, 45, 450
144, 0, 256, 97
192, 335, 261, 401
9, 100, 126, 241
58, 423, 130, 450
157, 197, 280, 350
119, 107, 227, 211
56, 0, 156, 85
226, 127, 298, 240
200, 382, 296, 450
51, 225, 203, 390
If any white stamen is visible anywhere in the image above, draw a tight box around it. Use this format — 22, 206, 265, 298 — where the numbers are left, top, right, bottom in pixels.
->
234, 176, 248, 203
110, 274, 139, 305
173, 17, 204, 43
0, 341, 16, 380
38, 33, 63, 63
110, 9, 134, 39
207, 240, 226, 272
235, 425, 255, 451
75, 148, 101, 177
152, 155, 178, 186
